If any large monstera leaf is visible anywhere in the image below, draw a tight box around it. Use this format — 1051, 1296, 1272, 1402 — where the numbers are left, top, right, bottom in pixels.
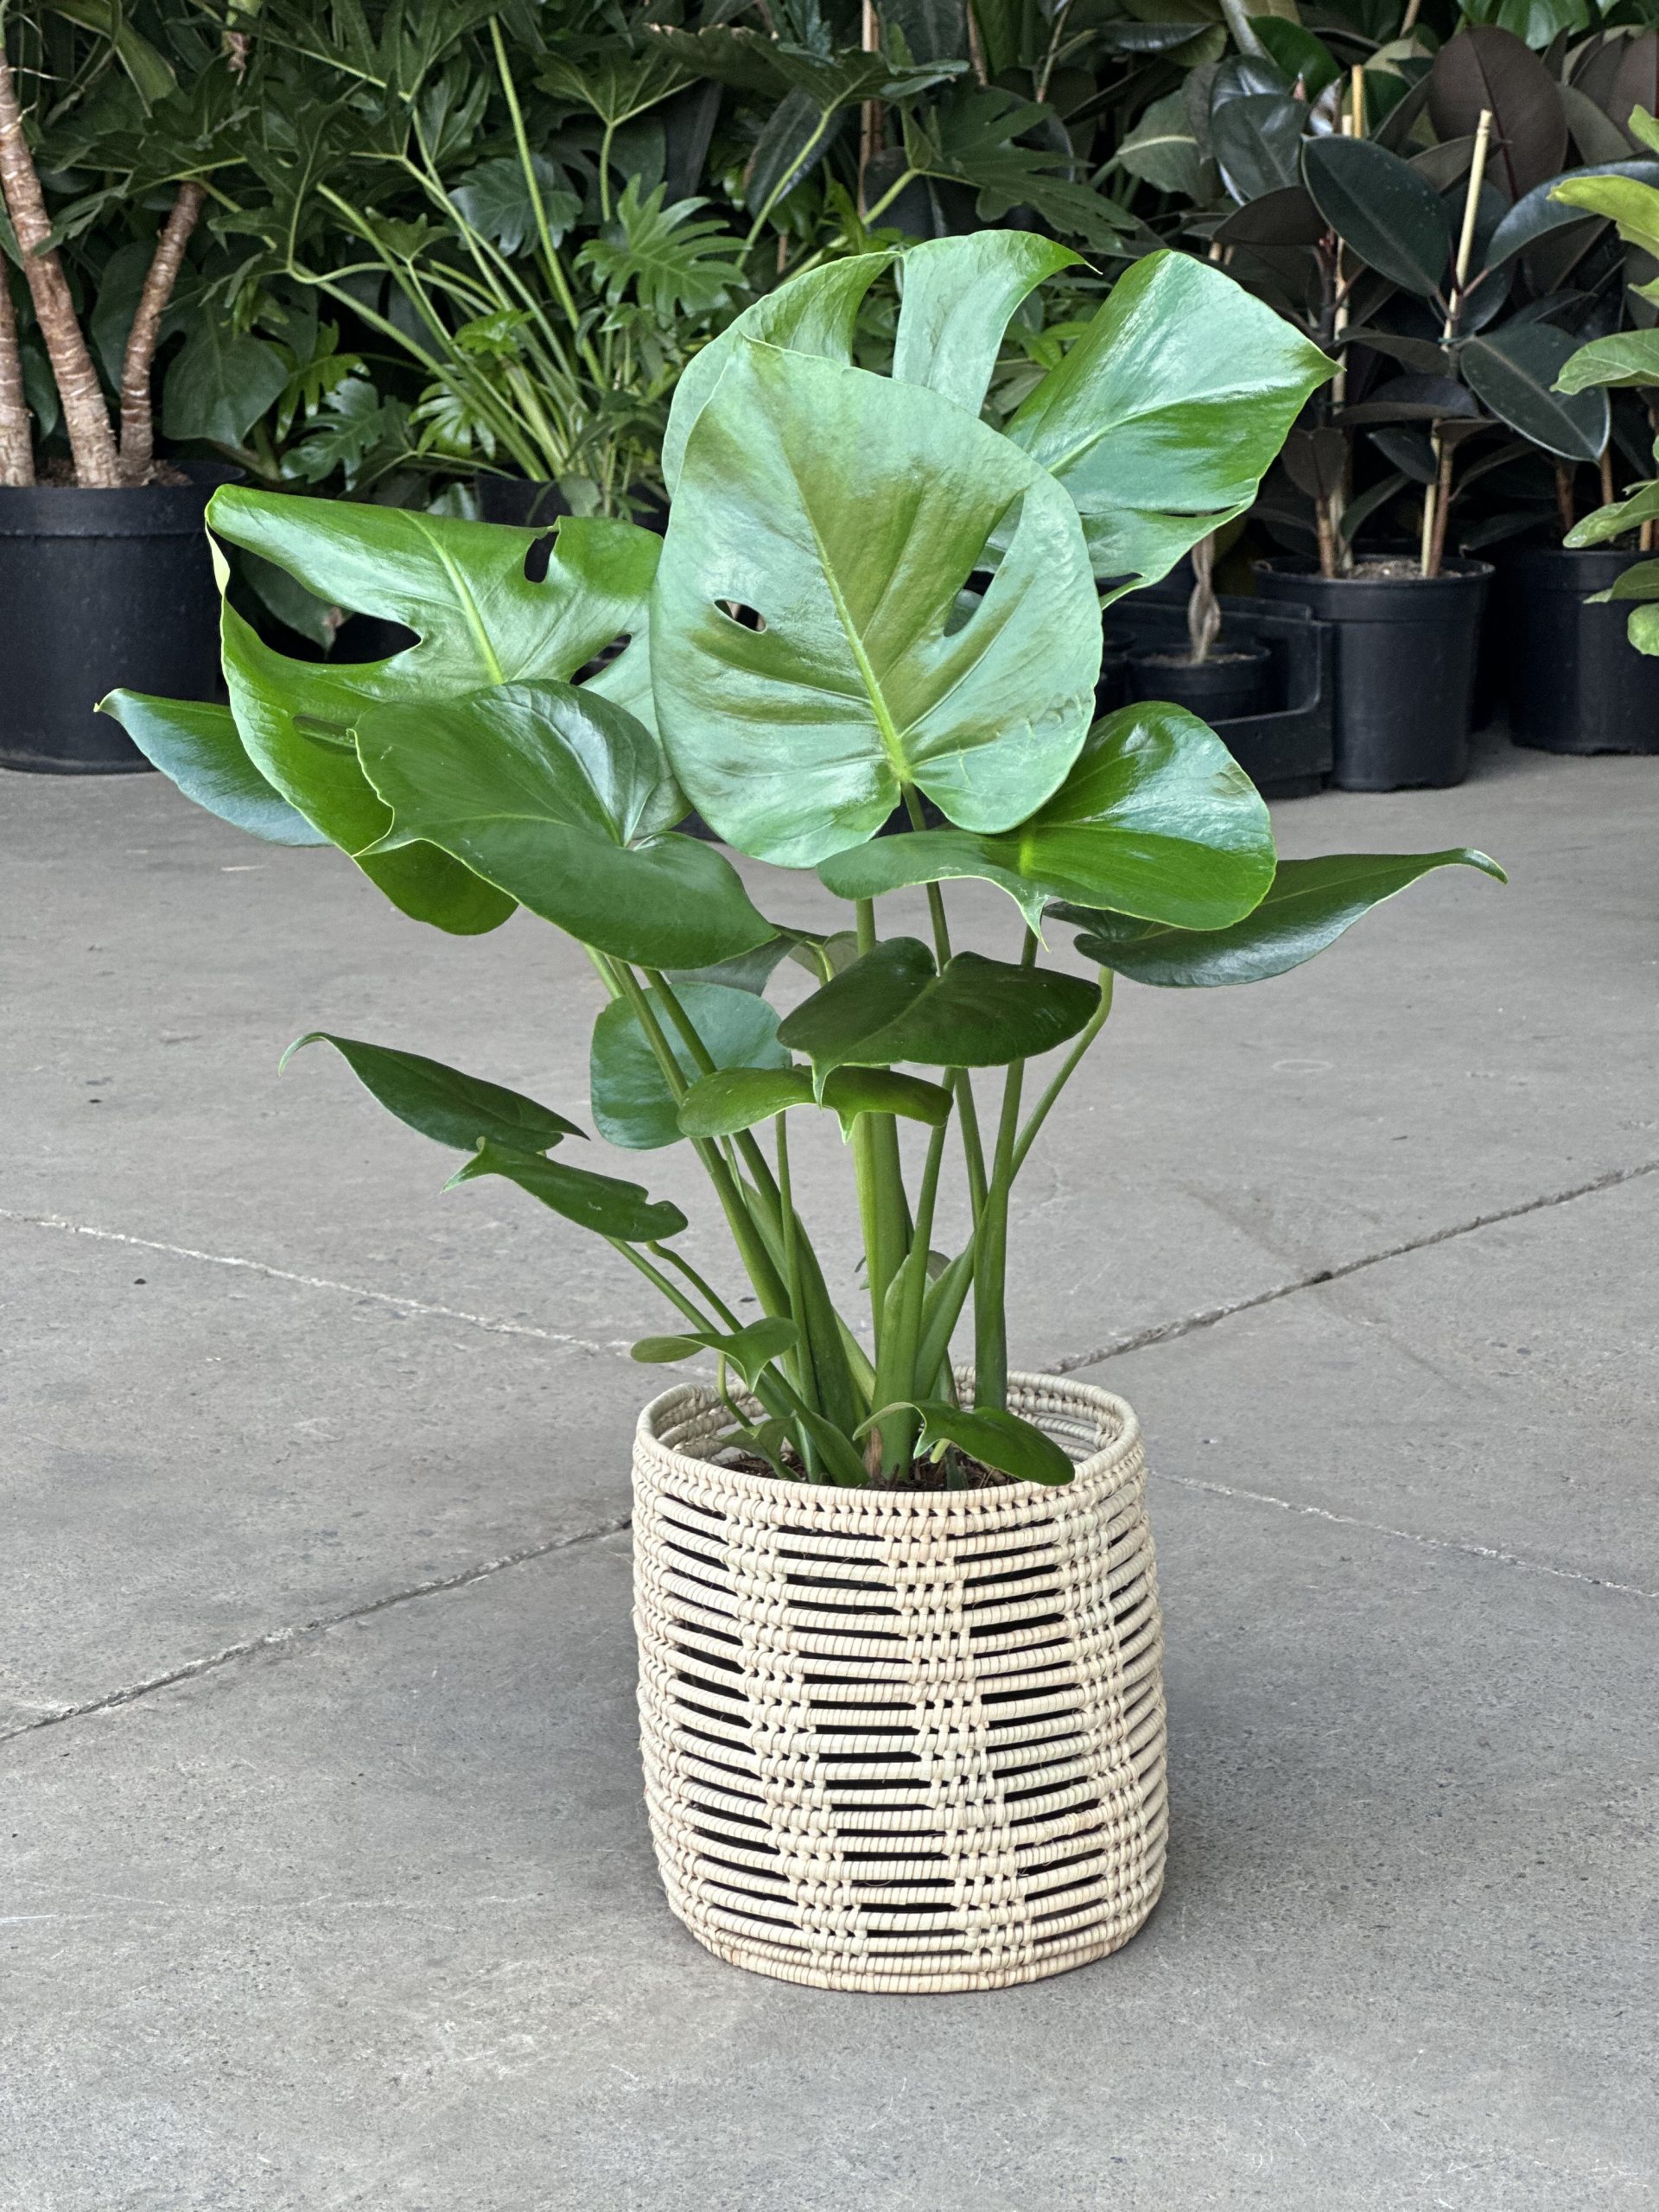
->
198, 489, 663, 931
890, 232, 1082, 418
1004, 251, 1334, 595
817, 702, 1275, 932
652, 339, 1102, 868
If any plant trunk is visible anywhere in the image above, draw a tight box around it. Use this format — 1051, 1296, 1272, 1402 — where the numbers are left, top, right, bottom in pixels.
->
0, 44, 118, 486
1187, 531, 1221, 662
118, 180, 204, 485
0, 260, 33, 484
1554, 459, 1577, 538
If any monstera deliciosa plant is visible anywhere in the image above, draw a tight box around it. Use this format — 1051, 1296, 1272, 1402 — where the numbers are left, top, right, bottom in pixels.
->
105, 231, 1502, 1489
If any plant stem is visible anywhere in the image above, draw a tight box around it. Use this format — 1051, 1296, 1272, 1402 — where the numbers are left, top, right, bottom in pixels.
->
0, 256, 32, 485
1012, 970, 1112, 1176
650, 1243, 742, 1332
774, 1112, 820, 1411
489, 17, 607, 388
1421, 107, 1492, 579
118, 180, 205, 486
972, 930, 1038, 1410
608, 1238, 720, 1332
744, 108, 835, 247
860, 166, 919, 229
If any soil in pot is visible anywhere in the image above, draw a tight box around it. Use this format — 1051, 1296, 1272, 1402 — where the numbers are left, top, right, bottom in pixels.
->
1127, 639, 1272, 721
1507, 546, 1659, 754
1255, 555, 1491, 791
0, 464, 238, 775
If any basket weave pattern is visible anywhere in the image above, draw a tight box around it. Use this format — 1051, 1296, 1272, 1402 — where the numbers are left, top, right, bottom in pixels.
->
632, 1374, 1166, 1993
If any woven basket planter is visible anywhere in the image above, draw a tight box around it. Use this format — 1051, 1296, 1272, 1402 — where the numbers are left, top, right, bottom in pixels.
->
632, 1372, 1166, 1993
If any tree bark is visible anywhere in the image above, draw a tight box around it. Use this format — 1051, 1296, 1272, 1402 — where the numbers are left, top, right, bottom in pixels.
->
118, 180, 204, 484
0, 261, 33, 485
0, 42, 119, 486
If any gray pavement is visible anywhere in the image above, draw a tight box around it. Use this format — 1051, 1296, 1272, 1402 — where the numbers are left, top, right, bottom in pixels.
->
3, 731, 1656, 2209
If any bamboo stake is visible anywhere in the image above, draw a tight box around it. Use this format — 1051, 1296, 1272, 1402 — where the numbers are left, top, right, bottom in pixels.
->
857, 0, 881, 216
1350, 65, 1364, 139
1421, 107, 1493, 579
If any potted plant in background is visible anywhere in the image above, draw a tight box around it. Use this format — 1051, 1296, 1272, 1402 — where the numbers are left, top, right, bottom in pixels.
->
1125, 527, 1272, 718
0, 1, 252, 772
105, 231, 1502, 1991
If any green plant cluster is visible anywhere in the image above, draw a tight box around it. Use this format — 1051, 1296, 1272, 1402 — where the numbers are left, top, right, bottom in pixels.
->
105, 234, 1503, 1489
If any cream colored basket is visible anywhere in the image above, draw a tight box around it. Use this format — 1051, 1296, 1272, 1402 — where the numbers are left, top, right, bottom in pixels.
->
632, 1372, 1166, 1993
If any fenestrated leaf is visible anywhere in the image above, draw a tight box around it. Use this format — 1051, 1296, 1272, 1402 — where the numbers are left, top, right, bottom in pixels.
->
1061, 849, 1505, 986
1302, 137, 1452, 297
652, 340, 1101, 867
99, 693, 327, 846
632, 1316, 798, 1389
1460, 321, 1609, 461
281, 1033, 584, 1153
892, 231, 1081, 420
1555, 327, 1659, 393
778, 938, 1100, 1083
659, 251, 895, 493
353, 683, 772, 969
817, 702, 1274, 932
859, 1398, 1074, 1484
447, 1138, 688, 1241
590, 981, 790, 1149
677, 1063, 954, 1139
901, 87, 1131, 249
1005, 251, 1333, 595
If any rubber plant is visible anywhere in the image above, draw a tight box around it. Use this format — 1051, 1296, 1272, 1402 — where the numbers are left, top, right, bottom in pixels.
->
105, 232, 1503, 1487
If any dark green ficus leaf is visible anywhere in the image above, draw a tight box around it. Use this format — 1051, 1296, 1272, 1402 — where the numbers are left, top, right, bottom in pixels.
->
282, 1034, 583, 1153
631, 1316, 799, 1390
1062, 849, 1506, 986
1460, 322, 1608, 461
99, 693, 328, 846
1302, 137, 1453, 297
677, 1064, 954, 1139
1480, 162, 1659, 270
859, 1399, 1075, 1485
447, 1139, 689, 1241
778, 939, 1100, 1082
1427, 24, 1566, 202
1211, 92, 1306, 204
590, 982, 789, 1149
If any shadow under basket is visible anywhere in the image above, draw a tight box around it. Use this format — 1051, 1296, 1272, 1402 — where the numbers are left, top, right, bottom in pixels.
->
632, 1373, 1166, 1993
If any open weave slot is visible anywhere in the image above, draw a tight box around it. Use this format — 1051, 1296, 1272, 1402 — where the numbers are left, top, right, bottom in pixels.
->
633, 1375, 1167, 1993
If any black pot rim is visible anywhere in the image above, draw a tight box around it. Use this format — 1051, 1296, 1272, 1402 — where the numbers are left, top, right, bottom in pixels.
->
1127, 638, 1271, 668
1255, 553, 1492, 585
0, 461, 240, 539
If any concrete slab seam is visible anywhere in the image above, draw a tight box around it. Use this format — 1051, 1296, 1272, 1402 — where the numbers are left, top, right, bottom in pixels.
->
1160, 1472, 1659, 1603
1049, 1154, 1659, 1375
0, 1512, 632, 1751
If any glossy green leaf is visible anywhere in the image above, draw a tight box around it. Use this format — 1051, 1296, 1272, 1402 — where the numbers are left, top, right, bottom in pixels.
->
817, 702, 1275, 932
1565, 480, 1659, 544
652, 340, 1101, 866
590, 982, 789, 1149
659, 251, 895, 493
631, 1317, 799, 1390
353, 683, 772, 969
677, 1064, 954, 1139
796, 1407, 871, 1486
901, 88, 1132, 248
162, 325, 289, 446
99, 693, 327, 846
282, 1034, 583, 1153
891, 231, 1081, 418
447, 1138, 688, 1241
1211, 92, 1306, 204
1595, 557, 1659, 601
1005, 251, 1333, 595
1554, 328, 1659, 394
778, 938, 1100, 1082
1427, 24, 1566, 202
1302, 137, 1453, 297
1481, 162, 1659, 270
1460, 322, 1609, 461
860, 1399, 1075, 1485
1548, 171, 1659, 258
1062, 849, 1506, 987
1114, 91, 1206, 200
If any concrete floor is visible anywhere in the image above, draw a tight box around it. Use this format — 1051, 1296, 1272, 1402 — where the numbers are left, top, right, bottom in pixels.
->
2, 733, 1655, 2209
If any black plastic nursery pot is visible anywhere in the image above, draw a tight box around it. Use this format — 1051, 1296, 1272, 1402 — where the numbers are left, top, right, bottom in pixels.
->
0, 465, 233, 775
1505, 547, 1659, 755
1127, 638, 1271, 722
1254, 556, 1491, 792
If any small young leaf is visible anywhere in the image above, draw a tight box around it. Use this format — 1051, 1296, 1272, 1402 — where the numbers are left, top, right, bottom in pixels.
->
630, 1316, 799, 1390
677, 1064, 954, 1138
282, 1034, 583, 1152
860, 1399, 1076, 1485
447, 1140, 688, 1241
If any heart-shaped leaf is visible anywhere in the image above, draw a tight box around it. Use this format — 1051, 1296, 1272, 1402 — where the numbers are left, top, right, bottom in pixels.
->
353, 682, 772, 969
1061, 849, 1505, 986
777, 938, 1100, 1081
652, 340, 1101, 866
677, 1064, 954, 1139
447, 1138, 689, 1241
858, 1398, 1075, 1484
590, 982, 790, 1149
632, 1316, 799, 1390
891, 230, 1081, 418
817, 702, 1275, 932
282, 1034, 583, 1152
1303, 137, 1453, 297
99, 693, 328, 846
1004, 251, 1333, 596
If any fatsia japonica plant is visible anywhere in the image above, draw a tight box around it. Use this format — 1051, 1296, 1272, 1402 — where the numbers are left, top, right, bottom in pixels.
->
105, 229, 1503, 1490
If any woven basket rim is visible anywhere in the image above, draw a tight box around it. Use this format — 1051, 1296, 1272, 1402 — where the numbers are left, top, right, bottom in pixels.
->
636, 1369, 1141, 1516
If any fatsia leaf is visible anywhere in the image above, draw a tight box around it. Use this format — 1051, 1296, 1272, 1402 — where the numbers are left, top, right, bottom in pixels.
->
858, 1399, 1075, 1484
447, 1138, 688, 1241
902, 88, 1131, 248
652, 340, 1101, 867
892, 231, 1081, 420
353, 681, 769, 968
98, 693, 327, 846
631, 1317, 799, 1389
817, 702, 1275, 933
1061, 849, 1505, 986
777, 938, 1100, 1084
281, 1034, 583, 1153
677, 1064, 954, 1139
452, 154, 580, 254
577, 181, 747, 323
1302, 137, 1452, 297
590, 982, 790, 1149
1459, 322, 1608, 462
1114, 91, 1206, 200
1006, 251, 1333, 596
